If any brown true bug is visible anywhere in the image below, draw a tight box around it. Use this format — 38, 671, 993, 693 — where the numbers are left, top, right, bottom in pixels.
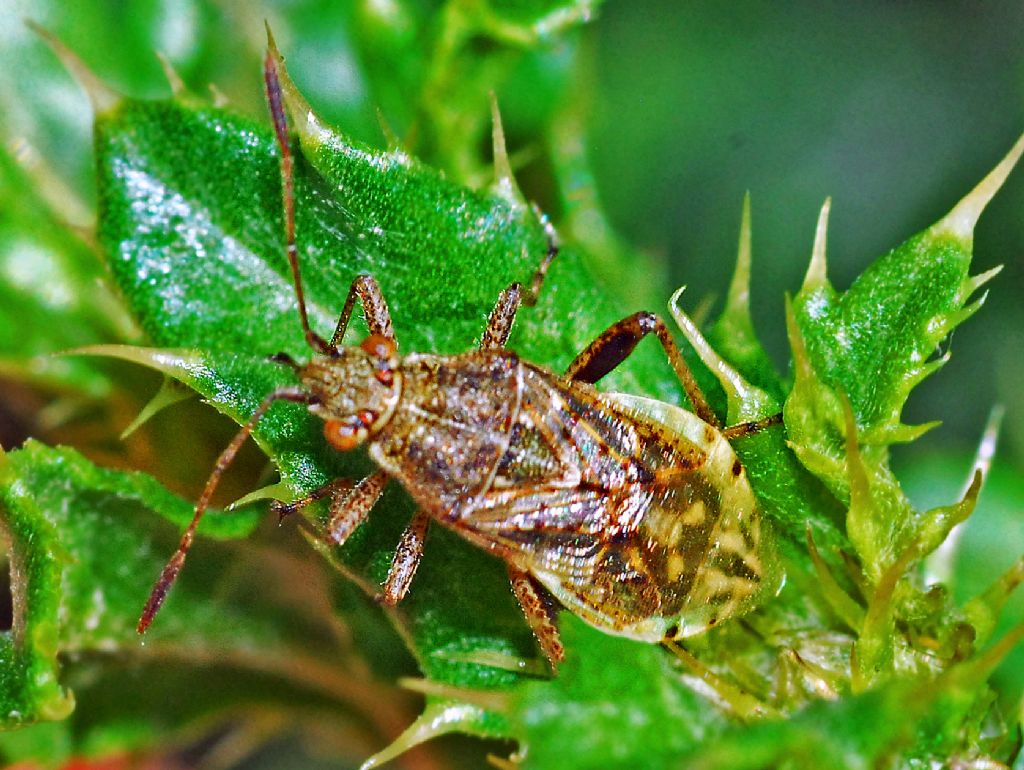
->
137, 40, 782, 668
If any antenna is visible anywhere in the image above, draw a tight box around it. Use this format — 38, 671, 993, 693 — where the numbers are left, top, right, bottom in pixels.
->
263, 33, 330, 354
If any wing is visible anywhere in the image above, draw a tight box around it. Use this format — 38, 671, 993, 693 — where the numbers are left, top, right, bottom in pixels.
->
464, 480, 718, 638
451, 370, 769, 640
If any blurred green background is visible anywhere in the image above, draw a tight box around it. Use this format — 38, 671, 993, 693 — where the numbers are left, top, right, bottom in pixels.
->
0, 0, 1021, 765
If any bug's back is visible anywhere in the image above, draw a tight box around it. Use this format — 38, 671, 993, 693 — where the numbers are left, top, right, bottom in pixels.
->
373, 354, 775, 642
370, 350, 524, 513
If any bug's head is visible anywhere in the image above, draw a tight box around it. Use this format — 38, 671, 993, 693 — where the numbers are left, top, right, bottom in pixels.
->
300, 333, 402, 451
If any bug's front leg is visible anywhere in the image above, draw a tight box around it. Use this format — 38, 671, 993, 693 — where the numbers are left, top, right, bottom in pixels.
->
327, 274, 396, 350
509, 567, 565, 670
479, 214, 559, 350
565, 311, 718, 426
378, 510, 431, 606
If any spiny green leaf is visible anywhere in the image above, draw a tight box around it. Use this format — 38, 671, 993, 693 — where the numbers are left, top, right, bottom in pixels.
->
784, 137, 1023, 578
0, 440, 261, 727
788, 137, 1021, 453
92, 83, 683, 694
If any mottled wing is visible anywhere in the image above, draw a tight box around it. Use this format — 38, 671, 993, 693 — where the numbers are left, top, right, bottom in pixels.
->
456, 369, 768, 640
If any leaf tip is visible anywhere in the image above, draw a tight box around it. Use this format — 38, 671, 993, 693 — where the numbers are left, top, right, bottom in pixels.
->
358, 702, 487, 770
120, 378, 192, 440
154, 51, 186, 98
670, 286, 772, 421
490, 92, 523, 204
208, 82, 229, 108
724, 193, 753, 320
375, 107, 401, 152
964, 264, 1003, 298
264, 19, 281, 60
925, 404, 1003, 584
938, 132, 1024, 240
802, 197, 832, 293
27, 19, 120, 115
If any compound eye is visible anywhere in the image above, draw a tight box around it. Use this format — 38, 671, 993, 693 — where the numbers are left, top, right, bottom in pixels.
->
360, 334, 396, 360
361, 333, 397, 387
323, 419, 368, 451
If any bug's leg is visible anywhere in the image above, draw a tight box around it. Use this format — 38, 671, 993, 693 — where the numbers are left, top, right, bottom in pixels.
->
479, 211, 559, 350
328, 274, 396, 349
377, 510, 431, 605
480, 284, 523, 351
565, 312, 718, 426
325, 469, 390, 545
138, 387, 312, 634
271, 477, 355, 521
509, 566, 565, 671
722, 412, 784, 440
521, 207, 559, 308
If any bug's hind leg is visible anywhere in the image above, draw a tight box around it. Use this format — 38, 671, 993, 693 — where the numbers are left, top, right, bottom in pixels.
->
722, 413, 783, 440
509, 566, 565, 671
378, 510, 431, 606
565, 312, 717, 426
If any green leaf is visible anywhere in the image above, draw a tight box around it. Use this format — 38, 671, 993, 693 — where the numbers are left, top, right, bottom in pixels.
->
0, 440, 261, 728
0, 144, 122, 396
355, 0, 595, 183
904, 452, 1024, 707
788, 138, 1020, 455
510, 616, 726, 770
92, 76, 681, 695
0, 440, 423, 763
784, 137, 1023, 577
675, 669, 1012, 770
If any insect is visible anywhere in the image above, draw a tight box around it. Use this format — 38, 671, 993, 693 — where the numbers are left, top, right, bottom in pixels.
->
137, 41, 782, 668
